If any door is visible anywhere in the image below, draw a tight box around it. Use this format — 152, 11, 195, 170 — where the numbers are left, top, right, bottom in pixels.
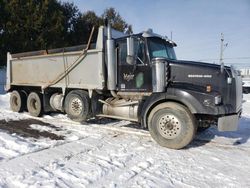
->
117, 37, 152, 92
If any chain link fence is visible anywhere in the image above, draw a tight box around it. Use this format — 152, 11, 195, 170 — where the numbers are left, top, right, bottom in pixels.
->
0, 67, 6, 94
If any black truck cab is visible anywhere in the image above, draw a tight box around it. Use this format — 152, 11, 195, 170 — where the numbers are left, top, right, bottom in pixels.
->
114, 29, 242, 149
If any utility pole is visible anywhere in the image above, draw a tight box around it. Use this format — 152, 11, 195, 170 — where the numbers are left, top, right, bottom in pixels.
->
220, 33, 224, 73
219, 33, 228, 73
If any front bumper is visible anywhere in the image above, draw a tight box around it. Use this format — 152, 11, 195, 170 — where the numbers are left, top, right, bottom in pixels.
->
218, 114, 240, 131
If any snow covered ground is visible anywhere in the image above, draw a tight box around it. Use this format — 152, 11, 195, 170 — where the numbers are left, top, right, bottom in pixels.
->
0, 94, 249, 187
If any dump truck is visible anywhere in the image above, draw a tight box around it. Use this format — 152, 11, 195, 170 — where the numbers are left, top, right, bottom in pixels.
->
5, 23, 243, 149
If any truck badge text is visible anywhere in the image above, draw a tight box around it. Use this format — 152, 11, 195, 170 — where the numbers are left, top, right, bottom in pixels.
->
123, 73, 135, 82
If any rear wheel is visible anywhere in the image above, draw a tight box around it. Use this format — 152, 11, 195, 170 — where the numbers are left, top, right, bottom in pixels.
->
10, 90, 26, 112
148, 102, 196, 149
27, 92, 43, 117
64, 90, 90, 122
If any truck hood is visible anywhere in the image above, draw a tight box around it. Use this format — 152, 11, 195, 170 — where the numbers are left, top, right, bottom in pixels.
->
166, 59, 232, 92
167, 59, 229, 70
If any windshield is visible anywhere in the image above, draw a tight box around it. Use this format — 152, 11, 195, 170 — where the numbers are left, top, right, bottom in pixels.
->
148, 37, 177, 60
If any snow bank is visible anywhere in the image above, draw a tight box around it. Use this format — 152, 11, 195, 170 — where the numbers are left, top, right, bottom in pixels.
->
0, 93, 9, 110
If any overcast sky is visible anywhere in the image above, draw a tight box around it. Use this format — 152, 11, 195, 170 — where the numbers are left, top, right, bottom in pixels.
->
63, 0, 250, 68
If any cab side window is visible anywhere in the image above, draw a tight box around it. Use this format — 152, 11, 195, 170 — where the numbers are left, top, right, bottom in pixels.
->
135, 40, 146, 64
117, 39, 127, 65
117, 38, 146, 65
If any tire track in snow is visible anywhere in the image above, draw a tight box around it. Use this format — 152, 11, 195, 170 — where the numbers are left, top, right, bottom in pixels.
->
0, 134, 88, 164
2, 108, 249, 151
0, 136, 108, 187
83, 135, 172, 187
50, 116, 250, 148
192, 138, 250, 152
0, 115, 144, 164
40, 116, 250, 151
1, 112, 249, 166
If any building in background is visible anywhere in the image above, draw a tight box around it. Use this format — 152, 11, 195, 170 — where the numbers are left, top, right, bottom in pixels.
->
240, 68, 250, 94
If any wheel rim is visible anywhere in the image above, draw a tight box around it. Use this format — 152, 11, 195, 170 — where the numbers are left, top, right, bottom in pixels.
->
30, 98, 39, 111
12, 96, 19, 107
157, 114, 181, 139
69, 98, 83, 116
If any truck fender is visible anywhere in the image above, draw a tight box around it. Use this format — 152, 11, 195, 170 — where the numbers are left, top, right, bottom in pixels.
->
140, 88, 204, 128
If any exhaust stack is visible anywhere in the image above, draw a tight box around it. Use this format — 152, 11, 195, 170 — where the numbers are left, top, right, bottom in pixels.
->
106, 22, 116, 90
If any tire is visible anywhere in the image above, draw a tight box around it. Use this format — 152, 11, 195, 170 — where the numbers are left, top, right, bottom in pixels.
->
148, 102, 196, 149
10, 90, 26, 112
64, 90, 90, 122
27, 92, 43, 117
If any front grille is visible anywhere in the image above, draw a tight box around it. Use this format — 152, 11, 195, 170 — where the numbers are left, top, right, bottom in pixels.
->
165, 62, 170, 85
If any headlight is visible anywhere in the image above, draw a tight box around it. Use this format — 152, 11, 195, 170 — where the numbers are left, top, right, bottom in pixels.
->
215, 95, 222, 105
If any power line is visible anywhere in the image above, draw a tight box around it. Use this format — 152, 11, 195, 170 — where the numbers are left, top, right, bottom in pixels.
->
224, 57, 250, 60
197, 57, 250, 61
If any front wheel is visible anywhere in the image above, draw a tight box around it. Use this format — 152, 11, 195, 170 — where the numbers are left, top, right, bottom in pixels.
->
148, 102, 196, 149
64, 90, 90, 122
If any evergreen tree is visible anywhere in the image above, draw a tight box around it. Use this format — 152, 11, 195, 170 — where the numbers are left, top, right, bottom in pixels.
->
101, 7, 133, 33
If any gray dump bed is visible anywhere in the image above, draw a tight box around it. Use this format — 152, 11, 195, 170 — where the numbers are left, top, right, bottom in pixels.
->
6, 27, 106, 91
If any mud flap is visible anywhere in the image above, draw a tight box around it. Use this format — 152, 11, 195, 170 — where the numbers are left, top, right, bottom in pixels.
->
218, 114, 239, 131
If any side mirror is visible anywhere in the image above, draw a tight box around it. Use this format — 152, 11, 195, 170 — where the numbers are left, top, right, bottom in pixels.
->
126, 37, 135, 65
126, 55, 135, 65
